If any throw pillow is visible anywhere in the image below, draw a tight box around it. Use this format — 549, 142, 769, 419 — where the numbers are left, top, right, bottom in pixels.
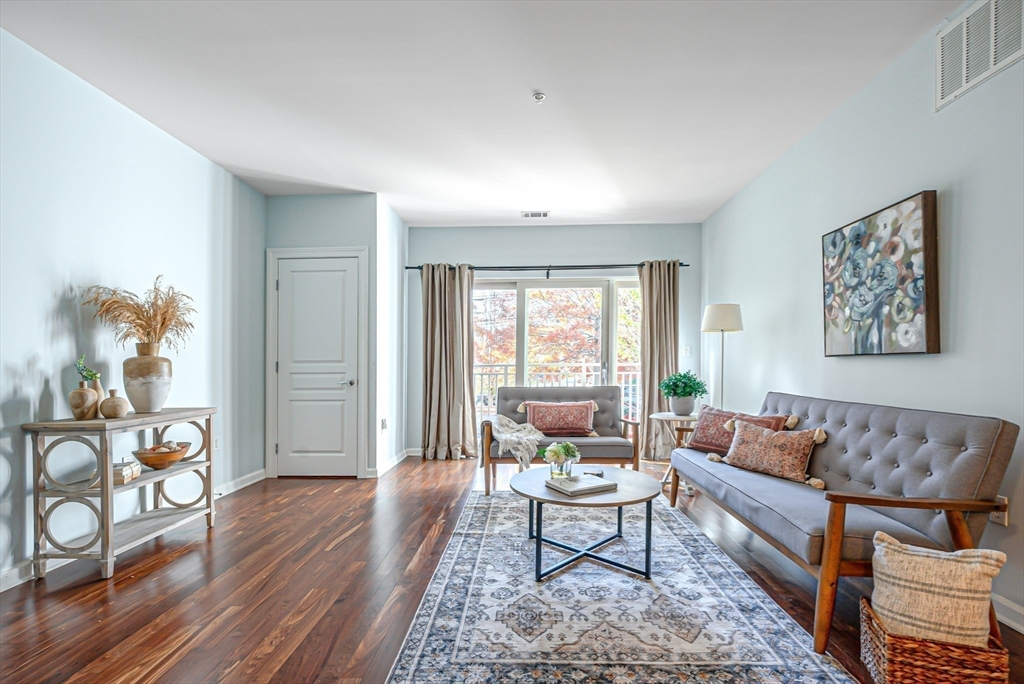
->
687, 405, 793, 456
523, 401, 595, 437
719, 420, 823, 483
871, 531, 1005, 648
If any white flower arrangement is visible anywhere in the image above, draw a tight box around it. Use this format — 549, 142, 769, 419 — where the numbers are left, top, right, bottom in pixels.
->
541, 442, 581, 465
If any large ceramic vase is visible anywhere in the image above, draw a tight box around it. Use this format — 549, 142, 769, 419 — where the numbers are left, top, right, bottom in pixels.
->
123, 343, 172, 413
669, 395, 696, 416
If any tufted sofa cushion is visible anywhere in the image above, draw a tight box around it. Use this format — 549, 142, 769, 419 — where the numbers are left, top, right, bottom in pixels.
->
496, 386, 623, 437
757, 393, 1019, 550
671, 448, 940, 563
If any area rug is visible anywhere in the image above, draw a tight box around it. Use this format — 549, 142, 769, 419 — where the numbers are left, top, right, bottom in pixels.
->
389, 491, 854, 683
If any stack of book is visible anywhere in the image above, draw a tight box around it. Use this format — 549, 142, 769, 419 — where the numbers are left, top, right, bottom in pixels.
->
544, 474, 617, 497
111, 461, 142, 485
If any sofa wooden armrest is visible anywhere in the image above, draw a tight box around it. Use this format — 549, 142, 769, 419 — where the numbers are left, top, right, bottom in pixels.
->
824, 491, 1007, 513
814, 494, 1006, 653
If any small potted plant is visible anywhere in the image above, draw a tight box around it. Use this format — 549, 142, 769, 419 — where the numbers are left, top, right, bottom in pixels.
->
659, 371, 708, 416
541, 442, 581, 479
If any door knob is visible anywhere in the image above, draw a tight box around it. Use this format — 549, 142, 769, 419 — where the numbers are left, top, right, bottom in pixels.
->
339, 379, 356, 386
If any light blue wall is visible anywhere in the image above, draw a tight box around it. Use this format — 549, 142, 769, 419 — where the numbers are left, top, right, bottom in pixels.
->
0, 30, 267, 586
376, 198, 409, 475
266, 192, 409, 471
701, 29, 1024, 624
406, 223, 702, 450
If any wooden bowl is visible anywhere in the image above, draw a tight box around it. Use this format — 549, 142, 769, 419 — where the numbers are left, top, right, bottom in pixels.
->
132, 442, 191, 470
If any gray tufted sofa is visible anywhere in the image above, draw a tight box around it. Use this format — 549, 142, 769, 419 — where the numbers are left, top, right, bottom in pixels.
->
668, 391, 1017, 654
481, 386, 640, 495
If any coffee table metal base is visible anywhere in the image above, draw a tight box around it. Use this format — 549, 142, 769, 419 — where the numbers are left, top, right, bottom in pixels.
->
528, 499, 652, 581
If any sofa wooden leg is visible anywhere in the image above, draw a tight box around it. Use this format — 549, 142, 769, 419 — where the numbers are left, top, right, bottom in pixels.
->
669, 470, 679, 507
813, 501, 846, 654
945, 509, 1003, 643
484, 455, 492, 495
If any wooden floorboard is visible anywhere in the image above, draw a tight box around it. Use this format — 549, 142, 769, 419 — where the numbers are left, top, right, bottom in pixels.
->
1, 458, 1020, 683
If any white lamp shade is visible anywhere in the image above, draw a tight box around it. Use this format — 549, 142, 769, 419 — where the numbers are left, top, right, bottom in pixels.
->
701, 303, 743, 332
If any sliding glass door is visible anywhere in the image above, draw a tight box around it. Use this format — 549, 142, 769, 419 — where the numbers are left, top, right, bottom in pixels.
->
473, 279, 641, 421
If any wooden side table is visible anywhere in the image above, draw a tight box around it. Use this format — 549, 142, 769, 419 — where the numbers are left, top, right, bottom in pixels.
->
22, 407, 216, 579
647, 411, 698, 483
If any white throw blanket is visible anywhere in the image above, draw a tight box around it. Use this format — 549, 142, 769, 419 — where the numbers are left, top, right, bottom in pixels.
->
491, 415, 545, 470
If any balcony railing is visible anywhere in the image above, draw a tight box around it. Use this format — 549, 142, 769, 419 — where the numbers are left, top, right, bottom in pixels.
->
474, 362, 641, 422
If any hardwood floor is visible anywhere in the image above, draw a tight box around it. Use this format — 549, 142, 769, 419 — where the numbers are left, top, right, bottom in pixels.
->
2, 457, 1020, 683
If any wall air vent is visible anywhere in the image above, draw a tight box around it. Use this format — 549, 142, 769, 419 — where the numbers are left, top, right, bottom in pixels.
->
936, 0, 1023, 110
521, 211, 549, 218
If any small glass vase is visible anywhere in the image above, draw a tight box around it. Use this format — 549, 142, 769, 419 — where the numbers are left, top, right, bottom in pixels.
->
549, 460, 573, 479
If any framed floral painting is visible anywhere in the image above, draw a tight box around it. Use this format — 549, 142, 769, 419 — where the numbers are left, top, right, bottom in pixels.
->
822, 191, 938, 356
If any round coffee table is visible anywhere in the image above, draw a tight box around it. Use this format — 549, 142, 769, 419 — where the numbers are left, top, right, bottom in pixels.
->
509, 467, 662, 580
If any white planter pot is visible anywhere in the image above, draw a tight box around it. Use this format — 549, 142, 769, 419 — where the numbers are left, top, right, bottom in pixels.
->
669, 396, 695, 416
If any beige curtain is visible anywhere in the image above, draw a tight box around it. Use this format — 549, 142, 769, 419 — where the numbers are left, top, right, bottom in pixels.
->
638, 260, 679, 460
421, 264, 477, 460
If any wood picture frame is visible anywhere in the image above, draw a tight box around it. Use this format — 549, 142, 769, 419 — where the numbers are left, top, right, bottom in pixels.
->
822, 191, 938, 356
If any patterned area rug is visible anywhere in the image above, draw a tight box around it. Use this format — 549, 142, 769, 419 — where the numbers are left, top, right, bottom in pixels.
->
390, 491, 854, 683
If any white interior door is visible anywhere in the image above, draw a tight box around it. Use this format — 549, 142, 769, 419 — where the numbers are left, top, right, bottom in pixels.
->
277, 257, 359, 476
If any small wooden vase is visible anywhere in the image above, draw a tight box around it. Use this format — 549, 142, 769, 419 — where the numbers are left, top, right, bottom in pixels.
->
99, 389, 130, 419
68, 381, 99, 420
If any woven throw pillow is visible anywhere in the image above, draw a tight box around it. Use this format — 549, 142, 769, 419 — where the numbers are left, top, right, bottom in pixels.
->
687, 405, 794, 455
871, 531, 1005, 648
721, 420, 821, 482
523, 401, 596, 437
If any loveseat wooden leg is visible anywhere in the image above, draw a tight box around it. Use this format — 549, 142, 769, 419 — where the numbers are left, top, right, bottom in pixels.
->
484, 455, 492, 495
669, 470, 680, 507
813, 501, 846, 654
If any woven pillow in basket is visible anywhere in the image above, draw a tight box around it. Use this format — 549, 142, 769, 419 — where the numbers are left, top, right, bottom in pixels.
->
871, 531, 1005, 648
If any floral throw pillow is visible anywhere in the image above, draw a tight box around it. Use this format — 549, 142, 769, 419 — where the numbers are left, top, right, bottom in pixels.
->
687, 405, 790, 456
523, 401, 595, 437
723, 420, 818, 483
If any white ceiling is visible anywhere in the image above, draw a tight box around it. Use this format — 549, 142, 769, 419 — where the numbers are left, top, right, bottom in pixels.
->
1, 1, 960, 227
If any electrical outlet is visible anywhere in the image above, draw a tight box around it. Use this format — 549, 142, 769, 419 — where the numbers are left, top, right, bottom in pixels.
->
213, 438, 221, 451
990, 496, 1009, 526
683, 346, 691, 357
381, 418, 388, 430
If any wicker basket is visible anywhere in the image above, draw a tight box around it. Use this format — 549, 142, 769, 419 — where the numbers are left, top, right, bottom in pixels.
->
860, 598, 1009, 684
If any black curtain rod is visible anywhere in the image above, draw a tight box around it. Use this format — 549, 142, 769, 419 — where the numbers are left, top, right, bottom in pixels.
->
405, 262, 689, 272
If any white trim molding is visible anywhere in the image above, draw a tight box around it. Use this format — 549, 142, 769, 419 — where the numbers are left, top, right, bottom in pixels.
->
214, 469, 266, 497
993, 592, 1024, 634
265, 247, 371, 479
405, 448, 423, 458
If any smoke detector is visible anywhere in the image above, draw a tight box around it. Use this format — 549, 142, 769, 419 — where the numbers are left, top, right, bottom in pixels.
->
521, 211, 549, 218
532, 92, 546, 104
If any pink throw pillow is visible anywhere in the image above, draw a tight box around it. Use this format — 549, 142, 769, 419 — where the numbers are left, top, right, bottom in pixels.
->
523, 401, 595, 437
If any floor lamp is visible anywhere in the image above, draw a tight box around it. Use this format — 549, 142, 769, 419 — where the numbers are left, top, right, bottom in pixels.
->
701, 304, 743, 409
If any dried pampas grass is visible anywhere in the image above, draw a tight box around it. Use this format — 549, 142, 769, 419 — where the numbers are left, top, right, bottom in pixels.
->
83, 276, 195, 351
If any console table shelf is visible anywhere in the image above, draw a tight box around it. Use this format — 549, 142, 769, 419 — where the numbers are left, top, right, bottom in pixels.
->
23, 407, 217, 579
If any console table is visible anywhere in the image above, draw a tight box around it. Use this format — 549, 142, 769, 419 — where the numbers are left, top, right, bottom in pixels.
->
22, 407, 216, 579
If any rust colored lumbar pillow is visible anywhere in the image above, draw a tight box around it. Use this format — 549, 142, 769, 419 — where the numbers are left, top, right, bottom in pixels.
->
687, 405, 793, 456
721, 420, 824, 483
522, 401, 596, 437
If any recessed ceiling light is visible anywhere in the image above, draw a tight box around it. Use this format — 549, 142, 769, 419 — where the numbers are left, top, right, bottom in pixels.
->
532, 92, 546, 104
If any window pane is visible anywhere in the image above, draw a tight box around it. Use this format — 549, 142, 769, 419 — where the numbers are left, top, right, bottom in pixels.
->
526, 288, 602, 387
616, 286, 642, 421
473, 289, 516, 415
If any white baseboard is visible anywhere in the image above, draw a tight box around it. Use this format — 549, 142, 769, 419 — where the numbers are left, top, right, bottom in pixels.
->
214, 469, 265, 497
375, 449, 409, 478
405, 448, 422, 458
993, 592, 1024, 633
1, 557, 75, 593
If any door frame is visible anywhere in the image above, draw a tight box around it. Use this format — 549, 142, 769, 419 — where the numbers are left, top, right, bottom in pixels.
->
265, 247, 370, 479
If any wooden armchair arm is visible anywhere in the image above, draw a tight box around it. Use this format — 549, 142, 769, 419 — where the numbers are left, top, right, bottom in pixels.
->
824, 491, 1006, 513
620, 418, 640, 469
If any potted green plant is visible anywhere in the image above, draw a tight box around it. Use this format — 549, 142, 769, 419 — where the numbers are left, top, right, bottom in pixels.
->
659, 371, 708, 416
541, 442, 581, 479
